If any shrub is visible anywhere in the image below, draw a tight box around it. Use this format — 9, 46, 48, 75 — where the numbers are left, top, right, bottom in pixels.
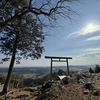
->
11, 74, 24, 88
57, 69, 65, 75
0, 75, 6, 84
94, 65, 100, 73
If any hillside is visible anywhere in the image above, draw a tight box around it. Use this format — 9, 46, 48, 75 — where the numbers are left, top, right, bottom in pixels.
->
0, 72, 100, 100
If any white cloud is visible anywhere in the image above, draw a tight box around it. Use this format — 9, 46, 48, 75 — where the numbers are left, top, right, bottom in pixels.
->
65, 24, 100, 38
64, 31, 79, 39
75, 47, 100, 58
85, 35, 100, 41
84, 47, 100, 52
80, 24, 100, 35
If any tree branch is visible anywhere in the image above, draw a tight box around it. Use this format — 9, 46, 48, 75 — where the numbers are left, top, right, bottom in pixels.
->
0, 0, 80, 30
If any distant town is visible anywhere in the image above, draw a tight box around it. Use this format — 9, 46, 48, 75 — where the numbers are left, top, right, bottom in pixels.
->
0, 65, 95, 79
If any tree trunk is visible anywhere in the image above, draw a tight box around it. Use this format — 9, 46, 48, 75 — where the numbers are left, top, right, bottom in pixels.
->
2, 37, 18, 95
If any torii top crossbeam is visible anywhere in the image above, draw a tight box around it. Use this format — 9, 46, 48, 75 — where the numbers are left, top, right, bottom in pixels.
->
45, 56, 72, 59
45, 56, 72, 76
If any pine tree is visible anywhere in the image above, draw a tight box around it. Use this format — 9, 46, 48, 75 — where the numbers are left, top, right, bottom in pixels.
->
0, 0, 80, 94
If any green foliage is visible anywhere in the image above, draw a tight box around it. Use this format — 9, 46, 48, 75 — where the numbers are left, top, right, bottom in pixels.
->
65, 70, 78, 76
11, 74, 24, 88
94, 65, 100, 73
24, 78, 34, 87
0, 0, 45, 64
57, 69, 65, 75
0, 75, 6, 84
42, 74, 51, 82
0, 13, 45, 64
9, 0, 28, 8
29, 83, 34, 87
57, 69, 78, 76
2, 0, 28, 11
0, 0, 80, 63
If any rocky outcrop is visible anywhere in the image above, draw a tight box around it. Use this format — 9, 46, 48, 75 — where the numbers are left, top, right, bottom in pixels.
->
0, 72, 100, 100
36, 72, 100, 100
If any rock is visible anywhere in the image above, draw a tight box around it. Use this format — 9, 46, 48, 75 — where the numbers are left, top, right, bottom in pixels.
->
92, 89, 99, 96
83, 90, 89, 94
41, 81, 60, 94
84, 82, 93, 90
62, 77, 68, 84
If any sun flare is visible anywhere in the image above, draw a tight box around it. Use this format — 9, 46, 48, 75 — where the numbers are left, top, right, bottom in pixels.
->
81, 23, 96, 35
86, 24, 94, 30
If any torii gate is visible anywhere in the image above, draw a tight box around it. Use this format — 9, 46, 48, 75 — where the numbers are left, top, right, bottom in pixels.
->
45, 56, 72, 77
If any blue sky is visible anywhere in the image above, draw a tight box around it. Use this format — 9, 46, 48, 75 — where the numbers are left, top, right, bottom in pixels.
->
0, 0, 100, 67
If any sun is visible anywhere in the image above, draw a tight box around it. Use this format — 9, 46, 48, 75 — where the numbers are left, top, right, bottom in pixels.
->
81, 23, 96, 35
87, 24, 94, 29
86, 23, 95, 32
